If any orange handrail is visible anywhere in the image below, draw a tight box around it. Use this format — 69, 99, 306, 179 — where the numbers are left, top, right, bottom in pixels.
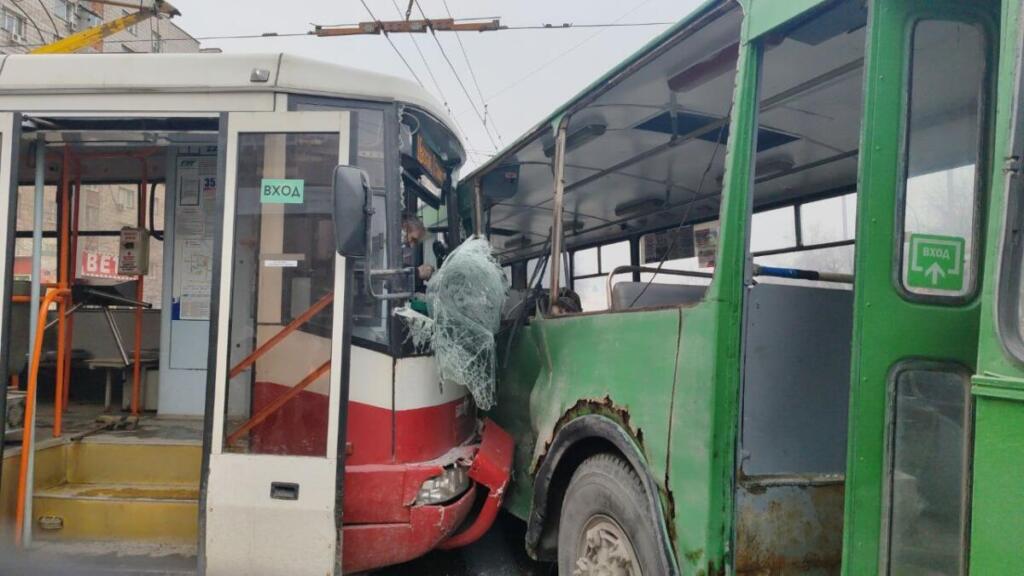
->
225, 360, 331, 447
15, 287, 68, 547
228, 292, 334, 379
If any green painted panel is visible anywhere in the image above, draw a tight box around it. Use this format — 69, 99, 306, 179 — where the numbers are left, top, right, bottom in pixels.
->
742, 0, 833, 42
490, 307, 683, 527
969, 396, 1024, 574
974, 1, 1024, 383
842, 2, 998, 575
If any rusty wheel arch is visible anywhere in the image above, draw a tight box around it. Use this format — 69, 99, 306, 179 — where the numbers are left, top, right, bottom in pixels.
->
526, 413, 679, 576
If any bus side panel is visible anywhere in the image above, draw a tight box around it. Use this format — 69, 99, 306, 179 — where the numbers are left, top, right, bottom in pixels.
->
969, 394, 1024, 574
970, 0, 1024, 573
491, 327, 544, 520
525, 308, 681, 487
489, 307, 683, 541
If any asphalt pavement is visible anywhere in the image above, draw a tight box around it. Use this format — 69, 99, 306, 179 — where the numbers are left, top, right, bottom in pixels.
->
371, 512, 553, 576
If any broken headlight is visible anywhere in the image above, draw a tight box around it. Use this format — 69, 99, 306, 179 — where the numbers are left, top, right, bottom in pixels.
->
415, 465, 471, 505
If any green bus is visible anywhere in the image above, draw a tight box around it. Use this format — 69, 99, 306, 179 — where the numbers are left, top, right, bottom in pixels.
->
458, 0, 1022, 573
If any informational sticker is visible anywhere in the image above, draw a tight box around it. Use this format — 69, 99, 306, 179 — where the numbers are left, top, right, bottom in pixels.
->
694, 221, 720, 269
263, 259, 299, 268
260, 178, 305, 204
907, 233, 965, 291
174, 155, 218, 320
643, 225, 695, 264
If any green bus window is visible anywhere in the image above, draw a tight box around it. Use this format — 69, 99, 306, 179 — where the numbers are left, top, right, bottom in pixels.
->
899, 21, 985, 300
801, 193, 856, 245
886, 366, 971, 575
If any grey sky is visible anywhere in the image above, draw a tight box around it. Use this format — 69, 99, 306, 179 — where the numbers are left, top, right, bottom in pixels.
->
171, 0, 705, 170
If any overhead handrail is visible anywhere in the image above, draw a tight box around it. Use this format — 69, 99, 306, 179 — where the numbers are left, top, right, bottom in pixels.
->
225, 360, 331, 447
228, 291, 334, 379
15, 287, 69, 547
605, 265, 714, 305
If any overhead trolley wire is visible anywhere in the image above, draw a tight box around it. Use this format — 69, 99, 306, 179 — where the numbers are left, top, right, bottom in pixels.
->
441, 0, 501, 145
472, 0, 663, 108
385, 0, 485, 165
358, 0, 427, 90
0, 20, 677, 50
413, 0, 501, 151
387, 0, 454, 116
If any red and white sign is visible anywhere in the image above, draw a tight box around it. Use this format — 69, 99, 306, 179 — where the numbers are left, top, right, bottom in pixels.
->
80, 250, 131, 280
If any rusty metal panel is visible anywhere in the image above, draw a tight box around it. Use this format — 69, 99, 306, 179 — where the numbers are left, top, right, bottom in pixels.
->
735, 481, 844, 575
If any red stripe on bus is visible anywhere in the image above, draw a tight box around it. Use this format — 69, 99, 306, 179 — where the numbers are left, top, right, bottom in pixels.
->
250, 381, 473, 463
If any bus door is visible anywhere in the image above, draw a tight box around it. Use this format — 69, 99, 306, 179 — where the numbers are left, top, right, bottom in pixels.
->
204, 111, 353, 575
844, 2, 996, 575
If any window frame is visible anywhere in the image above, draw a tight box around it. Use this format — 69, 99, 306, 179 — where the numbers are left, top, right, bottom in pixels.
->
892, 17, 992, 306
2, 9, 25, 38
881, 359, 974, 576
288, 95, 412, 356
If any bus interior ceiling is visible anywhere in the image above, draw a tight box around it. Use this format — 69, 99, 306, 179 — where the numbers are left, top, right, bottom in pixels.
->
491, 5, 743, 313
3, 114, 219, 555
736, 2, 865, 573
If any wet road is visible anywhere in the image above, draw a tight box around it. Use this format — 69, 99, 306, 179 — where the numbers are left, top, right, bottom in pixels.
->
371, 513, 554, 576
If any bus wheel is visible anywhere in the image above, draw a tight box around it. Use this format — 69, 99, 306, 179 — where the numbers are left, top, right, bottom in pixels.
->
558, 454, 659, 576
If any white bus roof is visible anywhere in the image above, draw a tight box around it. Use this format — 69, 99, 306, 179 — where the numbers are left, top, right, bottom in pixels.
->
0, 52, 454, 130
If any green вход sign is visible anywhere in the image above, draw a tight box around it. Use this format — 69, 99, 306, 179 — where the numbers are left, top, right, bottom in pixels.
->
907, 233, 965, 291
260, 178, 304, 204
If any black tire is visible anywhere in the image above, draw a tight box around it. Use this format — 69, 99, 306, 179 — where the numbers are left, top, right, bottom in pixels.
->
557, 453, 662, 576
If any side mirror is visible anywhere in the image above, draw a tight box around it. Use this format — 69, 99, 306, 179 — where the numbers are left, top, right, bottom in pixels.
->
332, 165, 370, 258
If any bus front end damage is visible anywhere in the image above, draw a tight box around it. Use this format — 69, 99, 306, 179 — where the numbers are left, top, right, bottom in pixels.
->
342, 419, 513, 573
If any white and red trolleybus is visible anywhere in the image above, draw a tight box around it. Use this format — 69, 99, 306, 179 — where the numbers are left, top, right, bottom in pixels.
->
0, 52, 511, 575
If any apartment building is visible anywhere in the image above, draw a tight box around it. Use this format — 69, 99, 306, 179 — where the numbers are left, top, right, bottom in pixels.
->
6, 1, 200, 306
0, 0, 199, 55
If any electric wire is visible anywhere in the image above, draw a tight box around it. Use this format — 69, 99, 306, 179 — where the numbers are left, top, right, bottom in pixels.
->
413, 0, 500, 151
388, 0, 453, 116
440, 0, 501, 146
385, 0, 483, 165
356, 0, 426, 90
475, 0, 662, 107
0, 20, 677, 49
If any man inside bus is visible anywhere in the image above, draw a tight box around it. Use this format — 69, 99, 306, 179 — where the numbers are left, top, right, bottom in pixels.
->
402, 212, 434, 285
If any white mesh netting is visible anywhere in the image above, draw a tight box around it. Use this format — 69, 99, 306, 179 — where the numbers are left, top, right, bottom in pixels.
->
395, 237, 509, 410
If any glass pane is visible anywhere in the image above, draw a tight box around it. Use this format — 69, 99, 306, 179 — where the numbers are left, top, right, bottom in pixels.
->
801, 194, 856, 245
751, 206, 796, 252
602, 241, 631, 274
526, 257, 556, 289
352, 193, 388, 345
14, 238, 57, 283
901, 21, 984, 298
575, 276, 608, 312
224, 131, 339, 457
78, 185, 140, 231
573, 247, 598, 277
888, 368, 969, 575
16, 186, 57, 232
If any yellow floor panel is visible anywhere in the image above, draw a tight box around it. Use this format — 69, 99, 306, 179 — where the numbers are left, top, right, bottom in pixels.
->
33, 487, 198, 543
4, 438, 202, 543
68, 442, 201, 485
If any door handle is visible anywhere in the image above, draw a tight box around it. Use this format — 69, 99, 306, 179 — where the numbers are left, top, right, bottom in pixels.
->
270, 482, 300, 501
